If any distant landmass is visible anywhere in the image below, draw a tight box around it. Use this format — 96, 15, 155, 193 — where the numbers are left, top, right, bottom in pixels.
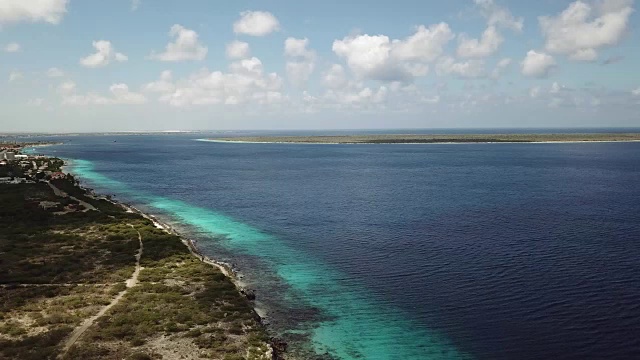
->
206, 133, 640, 144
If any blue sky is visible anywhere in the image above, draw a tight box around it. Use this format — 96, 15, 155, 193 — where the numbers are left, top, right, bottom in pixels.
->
0, 0, 639, 132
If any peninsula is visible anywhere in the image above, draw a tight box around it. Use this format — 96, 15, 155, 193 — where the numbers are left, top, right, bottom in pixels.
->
206, 133, 640, 144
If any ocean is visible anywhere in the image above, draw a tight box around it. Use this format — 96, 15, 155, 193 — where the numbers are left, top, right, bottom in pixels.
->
26, 132, 640, 359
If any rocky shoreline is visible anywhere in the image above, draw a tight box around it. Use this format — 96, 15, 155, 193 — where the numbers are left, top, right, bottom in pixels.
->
75, 181, 289, 359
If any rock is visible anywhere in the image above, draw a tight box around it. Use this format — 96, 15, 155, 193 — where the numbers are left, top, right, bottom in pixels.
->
241, 288, 256, 300
270, 337, 287, 360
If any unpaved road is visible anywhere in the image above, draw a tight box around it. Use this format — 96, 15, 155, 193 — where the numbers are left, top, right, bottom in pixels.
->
59, 226, 143, 357
47, 181, 97, 211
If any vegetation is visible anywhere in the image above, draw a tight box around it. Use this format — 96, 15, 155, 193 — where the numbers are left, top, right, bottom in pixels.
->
0, 166, 271, 359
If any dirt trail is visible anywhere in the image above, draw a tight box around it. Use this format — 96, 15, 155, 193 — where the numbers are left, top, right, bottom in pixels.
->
47, 181, 97, 211
59, 226, 143, 357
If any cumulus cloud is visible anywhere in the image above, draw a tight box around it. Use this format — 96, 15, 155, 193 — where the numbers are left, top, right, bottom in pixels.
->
491, 57, 512, 78
322, 64, 349, 90
474, 0, 524, 31
539, 0, 634, 61
233, 11, 280, 36
131, 0, 141, 11
4, 42, 21, 53
632, 87, 640, 96
57, 80, 76, 95
62, 83, 147, 106
8, 70, 22, 83
529, 86, 541, 98
80, 41, 128, 68
285, 37, 316, 88
27, 98, 44, 107
332, 23, 454, 82
436, 57, 486, 78
143, 70, 175, 93
226, 40, 250, 59
457, 26, 503, 58
550, 81, 565, 93
149, 57, 285, 107
149, 25, 208, 62
46, 67, 64, 78
521, 50, 555, 78
0, 0, 68, 25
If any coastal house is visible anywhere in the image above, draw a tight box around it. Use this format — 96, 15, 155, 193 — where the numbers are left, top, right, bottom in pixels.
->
50, 172, 66, 180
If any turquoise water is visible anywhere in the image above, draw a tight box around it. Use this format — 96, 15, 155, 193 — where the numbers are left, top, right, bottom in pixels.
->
69, 158, 469, 359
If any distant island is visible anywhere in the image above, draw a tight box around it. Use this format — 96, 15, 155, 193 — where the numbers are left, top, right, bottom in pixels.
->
205, 133, 640, 144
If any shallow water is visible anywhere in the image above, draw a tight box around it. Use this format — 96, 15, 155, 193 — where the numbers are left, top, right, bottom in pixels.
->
35, 134, 640, 359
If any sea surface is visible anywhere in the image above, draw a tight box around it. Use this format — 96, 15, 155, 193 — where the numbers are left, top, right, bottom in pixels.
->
25, 131, 640, 359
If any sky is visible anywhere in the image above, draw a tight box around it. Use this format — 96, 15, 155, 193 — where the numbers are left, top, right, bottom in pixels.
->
0, 0, 639, 132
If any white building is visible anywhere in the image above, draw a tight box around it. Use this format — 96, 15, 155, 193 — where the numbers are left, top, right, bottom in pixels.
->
4, 152, 15, 161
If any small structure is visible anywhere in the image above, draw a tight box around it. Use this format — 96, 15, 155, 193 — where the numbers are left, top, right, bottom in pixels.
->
15, 154, 29, 160
50, 172, 66, 180
4, 152, 15, 161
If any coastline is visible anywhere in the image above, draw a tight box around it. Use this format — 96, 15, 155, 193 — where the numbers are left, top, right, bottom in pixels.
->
198, 132, 640, 145
198, 138, 640, 145
63, 165, 282, 355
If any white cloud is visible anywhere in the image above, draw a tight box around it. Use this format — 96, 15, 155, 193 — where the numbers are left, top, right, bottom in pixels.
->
569, 48, 598, 61
46, 67, 64, 78
332, 23, 454, 82
474, 0, 524, 31
143, 71, 175, 93
226, 40, 250, 59
529, 86, 541, 98
436, 57, 486, 78
4, 42, 21, 53
62, 83, 147, 106
149, 24, 208, 61
491, 57, 512, 78
284, 38, 313, 58
8, 70, 22, 83
155, 57, 284, 107
0, 0, 68, 25
457, 26, 503, 58
521, 50, 555, 78
632, 87, 640, 96
233, 11, 280, 36
57, 80, 76, 95
80, 40, 128, 68
539, 0, 634, 61
550, 82, 564, 94
285, 38, 316, 88
131, 0, 141, 11
322, 64, 349, 90
27, 98, 44, 107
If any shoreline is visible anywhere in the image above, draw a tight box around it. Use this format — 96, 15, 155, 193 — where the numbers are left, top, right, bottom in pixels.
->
199, 138, 640, 145
78, 184, 270, 318
56, 158, 282, 357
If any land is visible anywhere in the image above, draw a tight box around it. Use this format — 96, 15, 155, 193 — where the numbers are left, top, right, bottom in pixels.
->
0, 146, 275, 359
206, 133, 640, 144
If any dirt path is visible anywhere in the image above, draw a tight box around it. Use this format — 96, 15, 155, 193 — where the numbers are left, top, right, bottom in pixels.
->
59, 226, 143, 357
47, 181, 97, 211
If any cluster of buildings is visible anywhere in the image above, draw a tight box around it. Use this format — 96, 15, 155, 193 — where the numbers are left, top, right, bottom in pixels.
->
1, 149, 28, 163
0, 146, 65, 184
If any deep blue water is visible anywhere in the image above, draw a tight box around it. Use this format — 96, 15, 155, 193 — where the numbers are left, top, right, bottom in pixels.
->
29, 133, 640, 359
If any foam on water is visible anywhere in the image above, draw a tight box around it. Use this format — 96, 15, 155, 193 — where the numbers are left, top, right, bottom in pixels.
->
69, 158, 470, 360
